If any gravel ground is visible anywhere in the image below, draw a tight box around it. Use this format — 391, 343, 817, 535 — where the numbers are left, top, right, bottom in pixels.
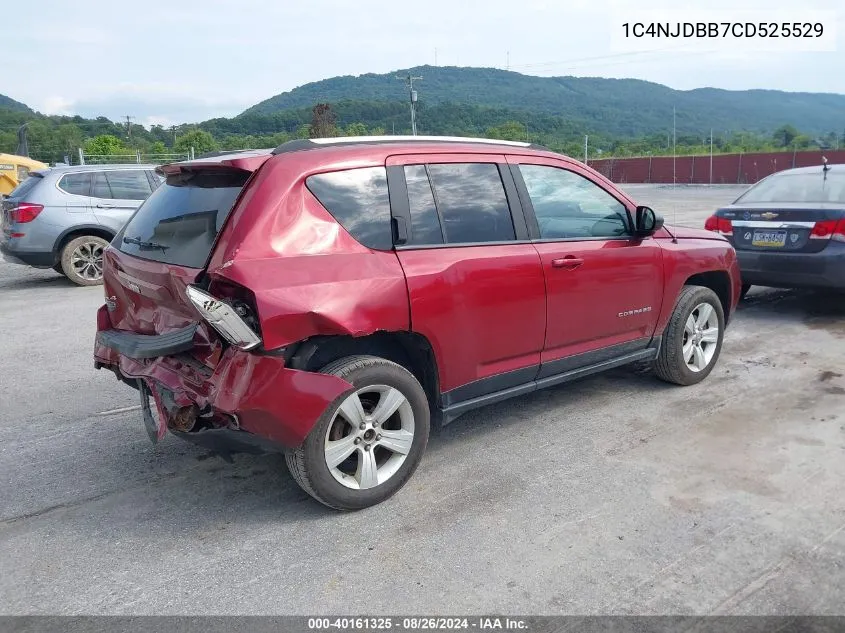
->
1, 184, 843, 616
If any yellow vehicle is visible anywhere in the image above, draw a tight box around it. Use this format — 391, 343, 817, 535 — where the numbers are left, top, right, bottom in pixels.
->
0, 154, 48, 196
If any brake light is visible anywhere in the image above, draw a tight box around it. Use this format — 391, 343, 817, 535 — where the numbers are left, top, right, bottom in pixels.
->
704, 215, 732, 235
10, 202, 44, 223
811, 219, 839, 240
832, 219, 845, 243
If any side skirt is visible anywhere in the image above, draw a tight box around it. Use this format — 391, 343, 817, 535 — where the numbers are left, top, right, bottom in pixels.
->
440, 338, 661, 424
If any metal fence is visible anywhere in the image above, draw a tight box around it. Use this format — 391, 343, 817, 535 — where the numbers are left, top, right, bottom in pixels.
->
77, 148, 192, 165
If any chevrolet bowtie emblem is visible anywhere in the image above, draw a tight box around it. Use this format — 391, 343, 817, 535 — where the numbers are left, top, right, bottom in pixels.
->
761, 212, 779, 220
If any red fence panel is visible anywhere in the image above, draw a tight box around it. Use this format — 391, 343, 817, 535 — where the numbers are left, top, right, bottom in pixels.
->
588, 149, 845, 184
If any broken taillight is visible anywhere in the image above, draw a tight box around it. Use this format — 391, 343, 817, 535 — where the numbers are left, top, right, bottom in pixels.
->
186, 285, 262, 351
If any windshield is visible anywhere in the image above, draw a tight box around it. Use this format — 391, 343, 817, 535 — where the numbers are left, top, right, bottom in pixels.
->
736, 171, 845, 204
117, 169, 248, 268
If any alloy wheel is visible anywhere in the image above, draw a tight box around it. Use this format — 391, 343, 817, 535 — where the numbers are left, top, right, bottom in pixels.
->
324, 384, 415, 490
682, 302, 720, 372
70, 241, 105, 281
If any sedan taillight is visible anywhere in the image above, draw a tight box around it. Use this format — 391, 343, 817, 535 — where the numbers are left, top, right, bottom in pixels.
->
185, 285, 262, 350
704, 215, 732, 235
810, 219, 845, 241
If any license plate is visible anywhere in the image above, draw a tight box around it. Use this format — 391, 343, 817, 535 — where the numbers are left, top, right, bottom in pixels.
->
752, 230, 787, 247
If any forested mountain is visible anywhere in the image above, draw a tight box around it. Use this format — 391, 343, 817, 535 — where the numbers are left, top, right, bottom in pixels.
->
2, 67, 844, 165
244, 66, 845, 137
0, 93, 31, 113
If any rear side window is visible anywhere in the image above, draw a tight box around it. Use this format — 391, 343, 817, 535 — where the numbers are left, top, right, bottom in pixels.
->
306, 167, 392, 250
8, 173, 43, 198
426, 163, 515, 244
117, 169, 248, 268
58, 172, 92, 196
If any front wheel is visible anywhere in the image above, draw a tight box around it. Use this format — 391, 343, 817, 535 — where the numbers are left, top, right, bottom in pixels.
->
286, 355, 430, 510
654, 285, 725, 386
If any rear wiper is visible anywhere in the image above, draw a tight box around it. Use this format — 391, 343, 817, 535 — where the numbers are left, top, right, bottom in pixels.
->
123, 236, 168, 252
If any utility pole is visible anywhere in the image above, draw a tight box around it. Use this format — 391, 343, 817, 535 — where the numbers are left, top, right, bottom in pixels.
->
124, 115, 135, 145
584, 135, 588, 164
397, 74, 423, 135
709, 128, 713, 184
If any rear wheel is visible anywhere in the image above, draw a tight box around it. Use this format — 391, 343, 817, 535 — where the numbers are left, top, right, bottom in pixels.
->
286, 355, 430, 510
654, 285, 725, 386
60, 235, 109, 286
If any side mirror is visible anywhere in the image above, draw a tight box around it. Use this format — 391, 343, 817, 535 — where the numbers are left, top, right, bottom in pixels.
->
634, 206, 664, 236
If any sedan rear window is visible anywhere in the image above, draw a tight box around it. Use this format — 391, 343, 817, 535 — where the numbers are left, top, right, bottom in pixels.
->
117, 169, 248, 268
736, 171, 845, 204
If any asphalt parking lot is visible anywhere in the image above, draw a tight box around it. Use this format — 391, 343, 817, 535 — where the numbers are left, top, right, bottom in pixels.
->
1, 184, 844, 615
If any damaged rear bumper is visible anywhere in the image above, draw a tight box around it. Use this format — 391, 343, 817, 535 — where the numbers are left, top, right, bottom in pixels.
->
94, 324, 353, 451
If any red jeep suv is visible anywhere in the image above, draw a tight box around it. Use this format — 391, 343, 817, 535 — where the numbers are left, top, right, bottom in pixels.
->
94, 136, 741, 510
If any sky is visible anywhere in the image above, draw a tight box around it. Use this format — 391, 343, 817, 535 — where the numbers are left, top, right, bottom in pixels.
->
3, 0, 843, 128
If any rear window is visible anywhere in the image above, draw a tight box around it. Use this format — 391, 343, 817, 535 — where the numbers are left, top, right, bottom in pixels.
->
305, 167, 392, 250
8, 173, 43, 199
117, 169, 248, 268
737, 171, 845, 204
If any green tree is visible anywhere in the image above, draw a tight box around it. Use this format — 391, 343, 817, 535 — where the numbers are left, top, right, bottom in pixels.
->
84, 134, 127, 156
369, 126, 386, 136
772, 125, 799, 148
174, 129, 218, 155
344, 122, 368, 137
309, 103, 338, 138
486, 120, 527, 141
149, 141, 167, 155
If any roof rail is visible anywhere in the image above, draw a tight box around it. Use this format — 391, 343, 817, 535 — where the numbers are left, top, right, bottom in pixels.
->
271, 135, 548, 155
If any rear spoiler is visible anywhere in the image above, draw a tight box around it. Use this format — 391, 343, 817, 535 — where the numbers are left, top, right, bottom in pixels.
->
157, 149, 273, 176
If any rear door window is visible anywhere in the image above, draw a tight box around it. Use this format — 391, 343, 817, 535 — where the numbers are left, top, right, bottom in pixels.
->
58, 172, 92, 196
404, 165, 444, 245
91, 171, 112, 198
426, 163, 515, 244
117, 169, 249, 268
105, 170, 153, 200
306, 166, 392, 250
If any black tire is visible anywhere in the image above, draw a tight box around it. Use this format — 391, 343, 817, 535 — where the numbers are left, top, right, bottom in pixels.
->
52, 263, 65, 276
654, 285, 725, 386
285, 355, 430, 510
740, 284, 752, 300
60, 235, 109, 286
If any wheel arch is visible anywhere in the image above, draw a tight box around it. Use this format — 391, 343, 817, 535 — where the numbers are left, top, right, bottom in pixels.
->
53, 224, 116, 263
284, 331, 442, 415
684, 270, 732, 323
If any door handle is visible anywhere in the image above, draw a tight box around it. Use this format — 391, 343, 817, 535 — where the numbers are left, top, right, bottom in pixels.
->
551, 256, 584, 269
96, 203, 113, 209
